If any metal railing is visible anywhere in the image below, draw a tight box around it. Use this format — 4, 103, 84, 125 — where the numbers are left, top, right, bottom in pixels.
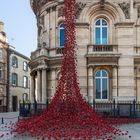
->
92, 99, 140, 118
19, 99, 140, 118
88, 44, 118, 52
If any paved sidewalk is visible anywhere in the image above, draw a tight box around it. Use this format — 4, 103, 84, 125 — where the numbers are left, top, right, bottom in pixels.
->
0, 112, 140, 140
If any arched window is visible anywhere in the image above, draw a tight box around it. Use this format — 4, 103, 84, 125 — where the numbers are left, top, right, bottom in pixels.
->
95, 18, 108, 44
59, 23, 65, 47
95, 70, 108, 99
12, 56, 18, 68
23, 61, 28, 71
12, 73, 18, 86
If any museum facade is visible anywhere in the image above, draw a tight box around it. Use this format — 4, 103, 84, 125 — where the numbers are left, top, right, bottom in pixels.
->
29, 0, 140, 104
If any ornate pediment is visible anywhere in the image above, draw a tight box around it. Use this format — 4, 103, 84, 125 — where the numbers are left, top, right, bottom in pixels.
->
119, 2, 130, 19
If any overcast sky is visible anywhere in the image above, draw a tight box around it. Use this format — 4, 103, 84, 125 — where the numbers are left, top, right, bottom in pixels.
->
0, 0, 37, 57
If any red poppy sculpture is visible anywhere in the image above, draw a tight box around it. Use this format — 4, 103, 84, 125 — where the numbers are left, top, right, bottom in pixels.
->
2, 0, 130, 139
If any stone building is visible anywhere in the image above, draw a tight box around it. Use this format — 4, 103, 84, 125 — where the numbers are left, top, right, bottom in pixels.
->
0, 21, 8, 111
29, 0, 140, 104
8, 46, 30, 111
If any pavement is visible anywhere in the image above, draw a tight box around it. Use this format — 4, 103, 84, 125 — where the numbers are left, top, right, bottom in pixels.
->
0, 112, 140, 140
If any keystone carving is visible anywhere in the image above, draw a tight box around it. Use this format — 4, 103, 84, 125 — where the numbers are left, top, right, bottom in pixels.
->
119, 2, 130, 19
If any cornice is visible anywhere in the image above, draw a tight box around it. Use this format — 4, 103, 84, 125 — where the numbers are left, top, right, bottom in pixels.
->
114, 22, 134, 27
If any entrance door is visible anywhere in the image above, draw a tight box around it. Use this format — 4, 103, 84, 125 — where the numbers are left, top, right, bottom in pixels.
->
12, 96, 18, 112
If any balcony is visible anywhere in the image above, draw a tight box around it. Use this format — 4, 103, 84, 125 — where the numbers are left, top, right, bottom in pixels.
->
86, 44, 120, 66
87, 44, 118, 53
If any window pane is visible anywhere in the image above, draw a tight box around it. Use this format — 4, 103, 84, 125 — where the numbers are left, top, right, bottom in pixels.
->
95, 27, 100, 44
96, 71, 101, 77
102, 19, 107, 25
96, 19, 100, 25
96, 79, 101, 99
60, 28, 65, 47
12, 57, 18, 67
12, 74, 17, 85
23, 62, 28, 71
102, 70, 107, 77
24, 77, 28, 87
102, 27, 107, 44
102, 79, 107, 99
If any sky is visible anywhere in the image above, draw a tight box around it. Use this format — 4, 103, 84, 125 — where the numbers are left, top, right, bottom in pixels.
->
0, 0, 37, 57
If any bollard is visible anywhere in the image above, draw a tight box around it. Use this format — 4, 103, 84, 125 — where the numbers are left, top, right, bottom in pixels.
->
133, 100, 136, 118
93, 99, 95, 109
113, 99, 116, 117
1, 117, 4, 124
18, 116, 20, 122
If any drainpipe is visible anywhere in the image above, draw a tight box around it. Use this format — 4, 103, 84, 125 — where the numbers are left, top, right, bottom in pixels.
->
6, 47, 11, 112
87, 46, 89, 99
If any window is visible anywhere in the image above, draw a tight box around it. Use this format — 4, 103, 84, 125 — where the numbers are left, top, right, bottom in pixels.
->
12, 73, 18, 86
95, 70, 108, 100
0, 67, 3, 79
23, 76, 28, 88
12, 56, 18, 68
23, 61, 28, 71
23, 93, 28, 101
95, 18, 108, 44
59, 23, 65, 47
0, 48, 3, 59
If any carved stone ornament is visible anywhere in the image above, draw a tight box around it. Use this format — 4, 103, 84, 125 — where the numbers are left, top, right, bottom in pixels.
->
58, 2, 86, 19
75, 2, 86, 19
138, 6, 140, 18
37, 16, 45, 35
58, 6, 64, 17
119, 2, 130, 19
31, 0, 53, 15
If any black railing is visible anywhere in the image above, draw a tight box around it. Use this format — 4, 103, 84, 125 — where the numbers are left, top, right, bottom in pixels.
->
92, 99, 140, 118
19, 100, 49, 117
19, 99, 140, 118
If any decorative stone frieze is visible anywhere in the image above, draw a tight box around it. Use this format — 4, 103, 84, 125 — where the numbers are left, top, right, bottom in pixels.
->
119, 2, 130, 19
58, 2, 86, 19
58, 6, 64, 17
75, 2, 86, 19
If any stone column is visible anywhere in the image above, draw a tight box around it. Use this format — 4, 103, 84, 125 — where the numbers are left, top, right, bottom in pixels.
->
30, 75, 35, 103
42, 69, 47, 103
37, 70, 41, 103
88, 67, 93, 104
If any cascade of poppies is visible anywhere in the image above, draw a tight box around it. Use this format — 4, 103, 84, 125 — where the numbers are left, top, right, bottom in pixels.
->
5, 0, 129, 139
